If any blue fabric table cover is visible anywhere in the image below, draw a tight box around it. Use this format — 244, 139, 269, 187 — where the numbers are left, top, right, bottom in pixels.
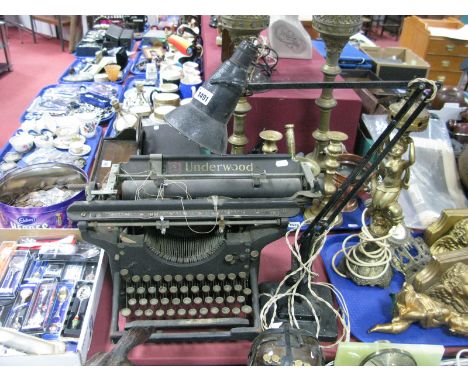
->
0, 126, 103, 177
20, 82, 123, 124
321, 233, 468, 346
59, 57, 133, 85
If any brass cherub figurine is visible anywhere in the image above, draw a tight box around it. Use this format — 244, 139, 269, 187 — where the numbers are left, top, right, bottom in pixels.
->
369, 262, 468, 336
369, 136, 415, 236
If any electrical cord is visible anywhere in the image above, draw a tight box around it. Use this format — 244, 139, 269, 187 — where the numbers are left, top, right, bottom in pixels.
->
331, 208, 394, 281
260, 215, 351, 348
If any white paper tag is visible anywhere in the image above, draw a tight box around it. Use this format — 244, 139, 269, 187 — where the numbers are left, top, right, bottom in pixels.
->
348, 223, 359, 228
194, 86, 213, 106
101, 160, 112, 168
275, 160, 289, 167
153, 125, 160, 130
270, 322, 283, 329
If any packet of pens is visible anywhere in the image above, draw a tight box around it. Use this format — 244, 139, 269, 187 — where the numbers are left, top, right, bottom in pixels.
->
0, 249, 31, 299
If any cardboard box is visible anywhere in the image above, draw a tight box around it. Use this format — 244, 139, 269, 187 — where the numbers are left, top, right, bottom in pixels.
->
361, 46, 430, 81
0, 229, 107, 365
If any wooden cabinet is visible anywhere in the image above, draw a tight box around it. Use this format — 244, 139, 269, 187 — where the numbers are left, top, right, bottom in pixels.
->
399, 16, 467, 86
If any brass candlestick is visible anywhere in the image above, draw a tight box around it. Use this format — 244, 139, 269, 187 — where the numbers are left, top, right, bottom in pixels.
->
229, 97, 252, 154
259, 130, 283, 154
307, 16, 362, 169
221, 16, 269, 155
304, 131, 347, 223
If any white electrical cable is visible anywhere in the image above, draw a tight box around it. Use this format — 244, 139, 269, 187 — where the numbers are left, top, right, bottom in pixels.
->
331, 208, 394, 281
259, 215, 352, 348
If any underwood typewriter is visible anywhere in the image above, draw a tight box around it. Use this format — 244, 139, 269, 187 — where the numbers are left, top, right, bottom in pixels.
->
68, 153, 321, 342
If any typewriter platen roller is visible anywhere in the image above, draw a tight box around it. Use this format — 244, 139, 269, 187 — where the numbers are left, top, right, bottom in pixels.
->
68, 153, 321, 342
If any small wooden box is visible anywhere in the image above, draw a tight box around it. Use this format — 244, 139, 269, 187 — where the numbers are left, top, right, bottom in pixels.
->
361, 46, 430, 81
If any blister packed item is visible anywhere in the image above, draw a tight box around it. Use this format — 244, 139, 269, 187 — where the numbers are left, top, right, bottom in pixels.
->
21, 147, 87, 169
21, 279, 57, 333
44, 282, 75, 337
362, 114, 468, 229
0, 251, 30, 299
5, 284, 37, 330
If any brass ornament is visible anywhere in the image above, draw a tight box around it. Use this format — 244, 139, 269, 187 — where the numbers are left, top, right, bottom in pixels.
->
304, 131, 347, 224
307, 16, 362, 169
260, 130, 283, 154
430, 218, 468, 255
369, 261, 468, 336
220, 16, 268, 155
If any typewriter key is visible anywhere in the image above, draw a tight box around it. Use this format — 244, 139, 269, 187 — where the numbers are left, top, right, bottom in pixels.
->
185, 274, 194, 282
193, 297, 203, 305
136, 287, 146, 295
142, 275, 151, 283
150, 298, 158, 306
120, 308, 131, 317
153, 275, 162, 283
166, 309, 175, 318
180, 285, 189, 294
144, 309, 153, 317
128, 298, 137, 307
207, 274, 216, 282
148, 286, 156, 294
126, 286, 135, 295
241, 305, 252, 314
196, 274, 205, 282
232, 307, 241, 316
155, 309, 164, 318
188, 309, 197, 317
182, 297, 192, 306
215, 296, 224, 305
201, 285, 210, 294
212, 285, 221, 293
163, 275, 173, 283
120, 269, 129, 279
221, 307, 230, 315
134, 309, 143, 318
158, 286, 168, 294
204, 296, 214, 304
177, 308, 186, 317
228, 273, 236, 281
226, 296, 235, 304
243, 288, 252, 296
236, 296, 246, 304
223, 285, 233, 293
234, 284, 243, 293
161, 297, 170, 306
217, 273, 226, 282
190, 285, 200, 294
199, 307, 208, 316
174, 274, 183, 283
169, 286, 178, 294
210, 307, 219, 316
238, 272, 247, 279
131, 275, 141, 283
172, 298, 181, 306
139, 298, 148, 307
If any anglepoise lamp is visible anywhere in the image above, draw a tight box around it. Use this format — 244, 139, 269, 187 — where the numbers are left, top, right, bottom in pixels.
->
164, 40, 258, 154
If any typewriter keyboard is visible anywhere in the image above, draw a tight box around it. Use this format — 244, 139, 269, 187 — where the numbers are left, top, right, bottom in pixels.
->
119, 271, 253, 321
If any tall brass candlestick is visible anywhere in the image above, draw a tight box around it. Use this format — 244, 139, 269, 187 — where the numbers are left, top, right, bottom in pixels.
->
221, 15, 270, 155
307, 16, 362, 169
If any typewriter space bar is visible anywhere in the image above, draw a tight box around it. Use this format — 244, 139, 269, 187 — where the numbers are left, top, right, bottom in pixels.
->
125, 317, 250, 330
